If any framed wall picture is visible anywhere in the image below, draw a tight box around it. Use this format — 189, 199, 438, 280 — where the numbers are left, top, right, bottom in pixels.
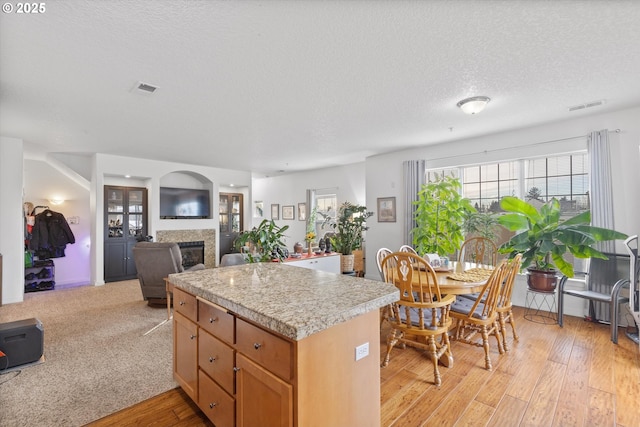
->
377, 197, 396, 222
254, 201, 264, 218
271, 204, 280, 220
298, 202, 306, 221
282, 205, 295, 220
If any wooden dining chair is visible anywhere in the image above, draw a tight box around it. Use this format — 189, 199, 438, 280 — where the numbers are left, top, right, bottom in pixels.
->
458, 237, 498, 266
375, 248, 395, 326
494, 254, 522, 351
380, 252, 455, 387
450, 259, 509, 371
376, 247, 393, 280
399, 244, 418, 255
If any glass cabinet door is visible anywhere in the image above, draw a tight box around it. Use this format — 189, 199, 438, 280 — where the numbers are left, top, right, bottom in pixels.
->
220, 193, 243, 233
220, 194, 230, 233
231, 195, 241, 232
128, 189, 144, 238
107, 188, 124, 238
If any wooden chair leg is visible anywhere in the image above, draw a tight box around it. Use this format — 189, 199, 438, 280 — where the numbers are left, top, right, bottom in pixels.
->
498, 313, 509, 352
508, 309, 519, 341
481, 326, 493, 371
427, 336, 442, 387
381, 329, 401, 368
493, 321, 505, 355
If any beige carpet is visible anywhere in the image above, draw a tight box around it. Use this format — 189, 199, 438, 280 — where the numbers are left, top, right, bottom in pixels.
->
0, 280, 177, 426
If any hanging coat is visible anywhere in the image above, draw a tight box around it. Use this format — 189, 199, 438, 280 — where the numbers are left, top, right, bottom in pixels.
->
29, 210, 75, 258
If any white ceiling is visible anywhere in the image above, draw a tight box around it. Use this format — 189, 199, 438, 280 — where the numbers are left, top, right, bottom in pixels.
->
2, 0, 640, 178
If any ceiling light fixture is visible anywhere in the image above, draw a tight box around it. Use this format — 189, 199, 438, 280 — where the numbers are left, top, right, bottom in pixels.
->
49, 199, 64, 205
456, 96, 491, 115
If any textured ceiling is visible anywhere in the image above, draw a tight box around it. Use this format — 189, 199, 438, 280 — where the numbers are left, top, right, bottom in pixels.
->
2, 0, 640, 177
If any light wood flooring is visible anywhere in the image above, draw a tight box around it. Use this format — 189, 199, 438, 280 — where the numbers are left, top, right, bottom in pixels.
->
85, 307, 640, 427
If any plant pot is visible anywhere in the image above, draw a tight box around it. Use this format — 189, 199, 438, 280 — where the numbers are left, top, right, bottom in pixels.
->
340, 254, 355, 273
526, 268, 558, 292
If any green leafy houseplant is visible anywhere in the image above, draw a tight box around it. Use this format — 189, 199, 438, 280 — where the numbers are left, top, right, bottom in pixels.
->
498, 196, 627, 279
412, 175, 476, 256
320, 202, 373, 255
462, 210, 500, 241
234, 219, 289, 263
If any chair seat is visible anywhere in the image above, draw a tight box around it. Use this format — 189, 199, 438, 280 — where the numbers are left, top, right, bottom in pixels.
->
392, 306, 443, 331
563, 289, 629, 304
451, 297, 488, 320
459, 292, 482, 302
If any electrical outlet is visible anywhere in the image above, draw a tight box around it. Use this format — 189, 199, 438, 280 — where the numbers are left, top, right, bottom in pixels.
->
355, 342, 369, 361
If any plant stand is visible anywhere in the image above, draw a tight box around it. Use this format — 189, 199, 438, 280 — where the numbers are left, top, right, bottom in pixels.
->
524, 288, 558, 325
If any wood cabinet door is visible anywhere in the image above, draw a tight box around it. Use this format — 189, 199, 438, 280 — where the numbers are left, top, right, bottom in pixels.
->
236, 354, 293, 427
174, 312, 198, 401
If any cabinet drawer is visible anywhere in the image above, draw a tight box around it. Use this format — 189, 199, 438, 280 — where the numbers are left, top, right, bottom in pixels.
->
198, 299, 234, 344
236, 318, 292, 381
199, 329, 235, 395
174, 287, 197, 321
199, 370, 235, 427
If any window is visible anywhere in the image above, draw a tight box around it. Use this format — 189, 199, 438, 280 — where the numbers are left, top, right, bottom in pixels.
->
524, 154, 589, 215
315, 194, 337, 236
426, 152, 589, 215
463, 162, 520, 213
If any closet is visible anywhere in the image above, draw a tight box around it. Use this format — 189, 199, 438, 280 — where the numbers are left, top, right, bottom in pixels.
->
24, 204, 76, 292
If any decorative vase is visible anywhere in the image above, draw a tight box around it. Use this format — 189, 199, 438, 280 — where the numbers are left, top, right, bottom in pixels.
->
294, 242, 303, 254
307, 242, 313, 256
324, 237, 332, 253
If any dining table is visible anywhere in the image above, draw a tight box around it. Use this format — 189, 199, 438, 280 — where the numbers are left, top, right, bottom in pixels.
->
430, 261, 493, 295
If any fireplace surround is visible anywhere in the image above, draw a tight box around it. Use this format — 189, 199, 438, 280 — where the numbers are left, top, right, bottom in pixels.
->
156, 229, 216, 268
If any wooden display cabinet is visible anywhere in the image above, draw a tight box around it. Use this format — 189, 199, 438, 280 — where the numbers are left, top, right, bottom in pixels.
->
104, 186, 147, 282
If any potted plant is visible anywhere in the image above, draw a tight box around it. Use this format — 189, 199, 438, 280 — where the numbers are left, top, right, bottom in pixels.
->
412, 174, 476, 257
320, 202, 373, 273
498, 196, 627, 291
234, 219, 290, 263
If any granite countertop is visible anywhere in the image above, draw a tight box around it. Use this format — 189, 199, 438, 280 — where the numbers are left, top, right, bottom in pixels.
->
168, 263, 399, 341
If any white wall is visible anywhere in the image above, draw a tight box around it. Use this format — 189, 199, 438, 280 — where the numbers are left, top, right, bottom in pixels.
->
251, 163, 367, 250
0, 137, 25, 304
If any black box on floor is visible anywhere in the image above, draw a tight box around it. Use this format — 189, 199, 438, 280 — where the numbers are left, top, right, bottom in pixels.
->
0, 318, 44, 369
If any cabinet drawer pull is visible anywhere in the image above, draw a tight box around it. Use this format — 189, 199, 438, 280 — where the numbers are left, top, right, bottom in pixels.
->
209, 317, 217, 323
209, 402, 217, 409
233, 367, 240, 372
190, 334, 196, 340
179, 301, 185, 306
253, 342, 262, 350
209, 356, 217, 363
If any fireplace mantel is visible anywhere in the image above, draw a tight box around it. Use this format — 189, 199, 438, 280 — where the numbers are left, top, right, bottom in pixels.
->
156, 229, 216, 268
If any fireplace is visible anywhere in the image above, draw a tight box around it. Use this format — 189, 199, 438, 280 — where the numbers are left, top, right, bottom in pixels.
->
156, 229, 216, 268
177, 241, 205, 269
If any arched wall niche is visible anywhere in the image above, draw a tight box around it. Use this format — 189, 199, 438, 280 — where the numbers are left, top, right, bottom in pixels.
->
160, 170, 213, 189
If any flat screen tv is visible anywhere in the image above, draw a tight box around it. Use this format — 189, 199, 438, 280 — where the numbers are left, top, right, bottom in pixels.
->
160, 187, 211, 219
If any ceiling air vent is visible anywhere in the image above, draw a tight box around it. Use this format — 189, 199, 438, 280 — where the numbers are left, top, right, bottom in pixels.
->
568, 99, 605, 112
132, 81, 159, 95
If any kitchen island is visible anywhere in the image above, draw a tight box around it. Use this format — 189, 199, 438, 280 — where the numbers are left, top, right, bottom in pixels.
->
168, 262, 398, 427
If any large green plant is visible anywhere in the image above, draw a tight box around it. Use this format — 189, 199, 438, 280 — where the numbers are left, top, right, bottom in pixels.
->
320, 202, 373, 255
234, 219, 289, 263
462, 210, 500, 241
412, 175, 475, 256
498, 196, 627, 277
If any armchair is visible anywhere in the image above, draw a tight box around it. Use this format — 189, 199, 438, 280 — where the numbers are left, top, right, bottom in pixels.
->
132, 242, 205, 305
